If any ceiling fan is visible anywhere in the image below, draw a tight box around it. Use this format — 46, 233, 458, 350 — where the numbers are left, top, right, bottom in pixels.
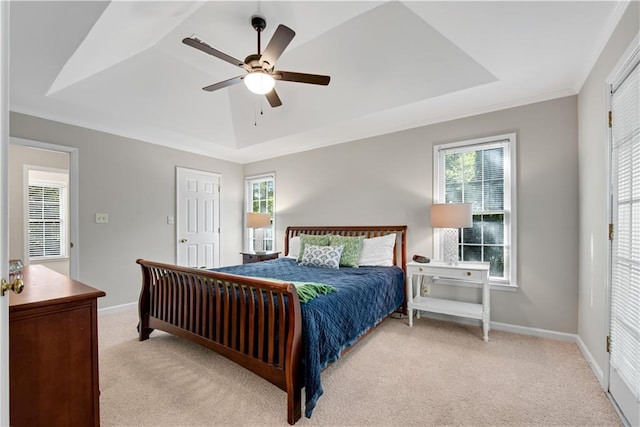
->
183, 16, 331, 108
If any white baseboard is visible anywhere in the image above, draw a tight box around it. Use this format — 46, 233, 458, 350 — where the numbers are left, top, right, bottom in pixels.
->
415, 311, 578, 342
576, 334, 606, 388
98, 301, 137, 314
490, 320, 577, 342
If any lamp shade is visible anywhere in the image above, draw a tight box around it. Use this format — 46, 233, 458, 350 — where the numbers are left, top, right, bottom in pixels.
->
244, 72, 275, 95
246, 212, 271, 228
431, 203, 473, 228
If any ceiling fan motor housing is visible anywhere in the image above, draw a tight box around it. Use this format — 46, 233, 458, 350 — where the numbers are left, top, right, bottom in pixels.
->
251, 16, 267, 32
244, 54, 264, 71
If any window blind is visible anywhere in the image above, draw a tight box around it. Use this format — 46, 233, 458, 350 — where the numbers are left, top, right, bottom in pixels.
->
611, 60, 640, 403
28, 184, 63, 258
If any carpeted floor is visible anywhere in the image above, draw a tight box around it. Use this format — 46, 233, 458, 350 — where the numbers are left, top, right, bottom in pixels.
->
98, 306, 621, 426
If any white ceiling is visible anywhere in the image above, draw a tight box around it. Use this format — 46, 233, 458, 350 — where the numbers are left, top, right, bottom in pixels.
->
9, 1, 628, 164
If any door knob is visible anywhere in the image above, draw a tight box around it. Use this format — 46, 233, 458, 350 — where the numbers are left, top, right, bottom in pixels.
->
180, 239, 188, 243
1, 277, 24, 297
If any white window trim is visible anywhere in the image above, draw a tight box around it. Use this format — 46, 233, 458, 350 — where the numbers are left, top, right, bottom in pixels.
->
433, 133, 518, 288
24, 165, 69, 262
245, 173, 276, 252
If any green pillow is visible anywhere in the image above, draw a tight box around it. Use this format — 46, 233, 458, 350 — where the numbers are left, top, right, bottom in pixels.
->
330, 235, 365, 268
297, 234, 332, 262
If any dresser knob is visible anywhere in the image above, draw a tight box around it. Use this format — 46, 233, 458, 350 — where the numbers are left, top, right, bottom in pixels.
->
419, 267, 423, 272
466, 271, 471, 276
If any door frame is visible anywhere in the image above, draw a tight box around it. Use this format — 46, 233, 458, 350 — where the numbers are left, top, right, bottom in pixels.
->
605, 31, 640, 426
175, 167, 221, 268
1, 1, 10, 424
10, 137, 80, 280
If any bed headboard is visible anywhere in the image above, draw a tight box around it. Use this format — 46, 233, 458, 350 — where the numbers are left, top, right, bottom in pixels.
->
284, 225, 408, 272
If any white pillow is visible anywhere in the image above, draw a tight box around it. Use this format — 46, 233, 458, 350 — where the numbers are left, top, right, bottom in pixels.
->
358, 233, 396, 266
299, 244, 343, 269
286, 236, 301, 259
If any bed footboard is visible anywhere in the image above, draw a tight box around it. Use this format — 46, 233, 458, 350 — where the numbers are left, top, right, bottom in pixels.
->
136, 259, 303, 424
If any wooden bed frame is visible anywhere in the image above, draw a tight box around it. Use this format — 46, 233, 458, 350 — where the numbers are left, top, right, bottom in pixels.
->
137, 225, 407, 424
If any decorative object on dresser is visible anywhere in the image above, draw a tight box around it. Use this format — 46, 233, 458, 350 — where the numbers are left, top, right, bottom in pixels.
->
406, 260, 490, 341
9, 265, 105, 426
241, 251, 280, 264
431, 203, 473, 264
246, 212, 271, 253
136, 225, 407, 424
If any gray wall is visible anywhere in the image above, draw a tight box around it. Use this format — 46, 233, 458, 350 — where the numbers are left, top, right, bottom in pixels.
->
10, 112, 245, 308
577, 1, 639, 381
245, 96, 579, 333
9, 97, 581, 334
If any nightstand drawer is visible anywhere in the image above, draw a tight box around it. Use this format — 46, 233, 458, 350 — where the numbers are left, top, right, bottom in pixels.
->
408, 265, 484, 282
438, 268, 484, 281
241, 252, 280, 264
243, 254, 260, 263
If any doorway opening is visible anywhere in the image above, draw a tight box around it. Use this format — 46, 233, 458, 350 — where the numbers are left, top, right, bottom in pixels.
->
9, 138, 79, 279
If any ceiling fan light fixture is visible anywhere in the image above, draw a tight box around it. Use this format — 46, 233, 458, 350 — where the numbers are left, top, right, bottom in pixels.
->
244, 71, 275, 95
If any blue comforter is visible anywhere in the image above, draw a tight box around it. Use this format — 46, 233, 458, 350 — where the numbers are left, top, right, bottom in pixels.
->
212, 257, 405, 418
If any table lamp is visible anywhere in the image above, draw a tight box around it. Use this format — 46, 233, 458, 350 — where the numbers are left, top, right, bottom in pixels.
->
431, 203, 473, 264
246, 212, 271, 254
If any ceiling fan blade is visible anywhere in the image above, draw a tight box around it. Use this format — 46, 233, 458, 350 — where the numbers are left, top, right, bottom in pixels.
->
260, 25, 295, 68
183, 36, 248, 70
265, 89, 283, 108
202, 75, 244, 92
273, 71, 330, 86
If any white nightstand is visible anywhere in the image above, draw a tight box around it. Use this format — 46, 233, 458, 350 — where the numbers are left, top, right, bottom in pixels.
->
406, 260, 491, 341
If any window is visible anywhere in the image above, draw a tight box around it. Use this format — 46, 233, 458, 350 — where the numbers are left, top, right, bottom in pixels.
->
245, 173, 275, 252
27, 170, 68, 260
433, 134, 517, 285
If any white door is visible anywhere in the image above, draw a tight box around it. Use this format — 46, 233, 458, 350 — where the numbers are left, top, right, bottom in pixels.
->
1, 1, 10, 424
609, 42, 639, 427
176, 167, 220, 268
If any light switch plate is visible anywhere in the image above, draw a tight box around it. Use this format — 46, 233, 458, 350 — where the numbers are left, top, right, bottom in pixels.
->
95, 213, 108, 224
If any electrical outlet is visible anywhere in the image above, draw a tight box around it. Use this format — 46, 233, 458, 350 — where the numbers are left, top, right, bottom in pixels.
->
95, 213, 109, 224
167, 216, 174, 225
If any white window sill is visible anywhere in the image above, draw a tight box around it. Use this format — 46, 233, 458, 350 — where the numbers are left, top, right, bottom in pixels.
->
30, 257, 69, 263
490, 282, 519, 292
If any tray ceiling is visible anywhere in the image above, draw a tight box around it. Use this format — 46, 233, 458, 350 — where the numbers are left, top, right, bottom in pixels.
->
9, 1, 626, 163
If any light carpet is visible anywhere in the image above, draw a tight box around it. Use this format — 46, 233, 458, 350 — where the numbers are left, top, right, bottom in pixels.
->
98, 306, 620, 426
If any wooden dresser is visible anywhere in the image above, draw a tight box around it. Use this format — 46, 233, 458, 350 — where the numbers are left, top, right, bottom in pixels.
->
9, 265, 106, 427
